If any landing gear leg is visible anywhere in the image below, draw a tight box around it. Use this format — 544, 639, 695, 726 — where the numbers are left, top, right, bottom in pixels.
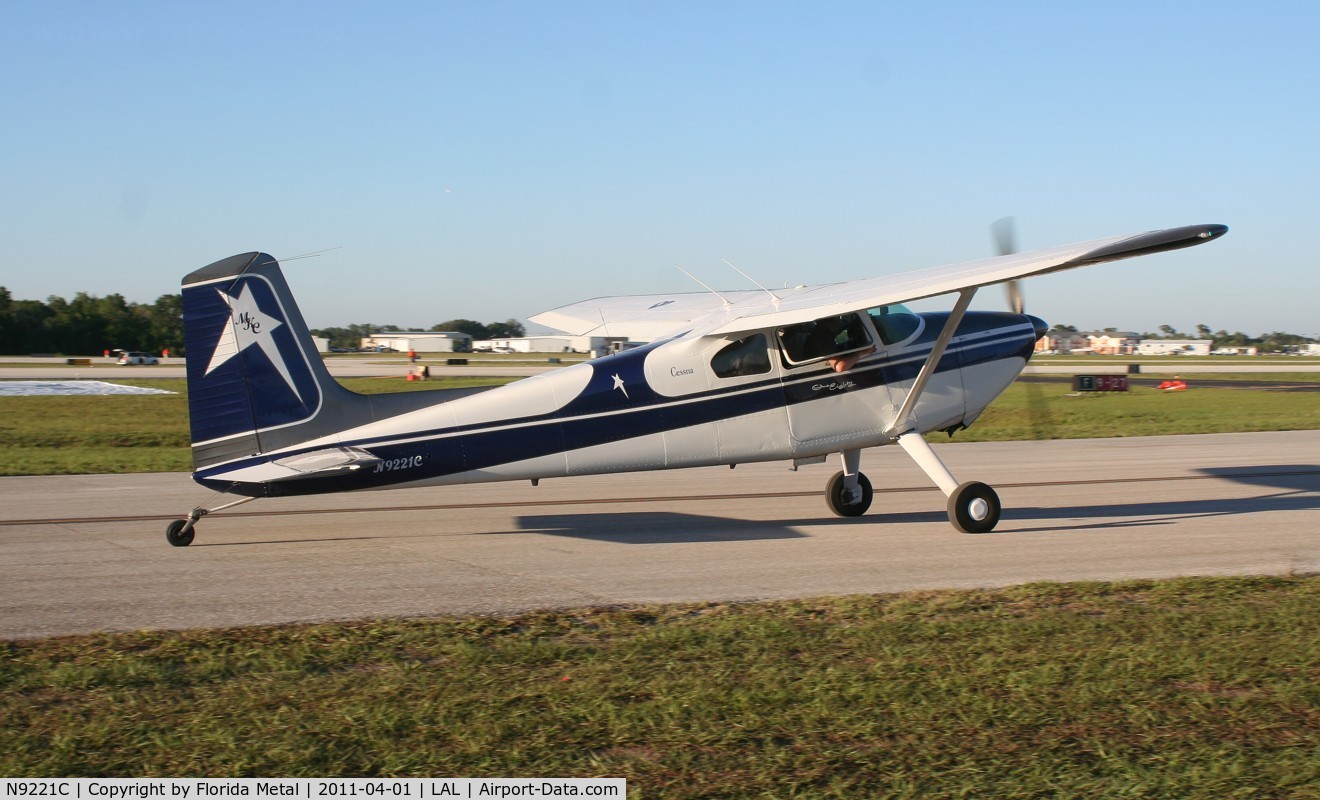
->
165, 495, 257, 547
826, 448, 873, 517
897, 431, 1001, 533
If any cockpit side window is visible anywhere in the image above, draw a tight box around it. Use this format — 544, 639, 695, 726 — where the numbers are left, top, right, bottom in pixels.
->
711, 334, 771, 378
867, 304, 921, 345
777, 313, 873, 366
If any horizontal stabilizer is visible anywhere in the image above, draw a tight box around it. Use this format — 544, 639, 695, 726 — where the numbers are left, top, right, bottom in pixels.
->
270, 446, 381, 480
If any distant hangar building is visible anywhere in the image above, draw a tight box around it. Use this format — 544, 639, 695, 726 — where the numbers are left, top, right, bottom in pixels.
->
1136, 339, 1212, 356
359, 331, 473, 353
475, 335, 634, 355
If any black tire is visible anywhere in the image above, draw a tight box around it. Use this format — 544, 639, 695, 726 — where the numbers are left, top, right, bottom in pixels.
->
826, 470, 873, 517
947, 481, 1001, 534
166, 519, 195, 547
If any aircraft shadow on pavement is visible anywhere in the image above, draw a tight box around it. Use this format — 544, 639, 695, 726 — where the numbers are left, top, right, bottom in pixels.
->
1200, 465, 1320, 493
202, 466, 1318, 545
517, 466, 1319, 540
512, 511, 871, 544
999, 465, 1320, 534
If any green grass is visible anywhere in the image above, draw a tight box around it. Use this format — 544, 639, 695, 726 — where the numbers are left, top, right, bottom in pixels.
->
0, 378, 514, 476
0, 380, 193, 474
1128, 372, 1320, 383
0, 362, 175, 368
1, 577, 1316, 795
1032, 356, 1320, 365
2, 376, 1318, 476
947, 382, 1320, 442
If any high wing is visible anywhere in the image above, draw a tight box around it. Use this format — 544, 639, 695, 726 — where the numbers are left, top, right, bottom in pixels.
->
530, 224, 1228, 338
528, 289, 760, 339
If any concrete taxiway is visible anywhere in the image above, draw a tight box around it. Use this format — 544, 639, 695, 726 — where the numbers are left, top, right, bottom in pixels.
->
2, 430, 1317, 640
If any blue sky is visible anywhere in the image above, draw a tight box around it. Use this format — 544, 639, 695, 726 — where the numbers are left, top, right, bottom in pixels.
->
2, 1, 1316, 336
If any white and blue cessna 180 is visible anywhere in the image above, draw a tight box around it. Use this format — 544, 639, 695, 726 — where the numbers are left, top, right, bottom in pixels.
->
167, 223, 1227, 546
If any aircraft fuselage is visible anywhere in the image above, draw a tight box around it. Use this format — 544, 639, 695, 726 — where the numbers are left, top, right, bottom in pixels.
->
194, 309, 1046, 497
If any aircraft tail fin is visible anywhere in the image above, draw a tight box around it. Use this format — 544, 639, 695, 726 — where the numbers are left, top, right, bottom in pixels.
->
181, 252, 358, 469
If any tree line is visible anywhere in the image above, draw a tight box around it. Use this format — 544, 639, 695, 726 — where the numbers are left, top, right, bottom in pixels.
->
1145, 324, 1314, 351
0, 286, 532, 356
0, 287, 183, 356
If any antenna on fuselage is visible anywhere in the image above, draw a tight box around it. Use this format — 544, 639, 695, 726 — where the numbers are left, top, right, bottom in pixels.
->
276, 246, 344, 264
675, 264, 733, 308
721, 258, 782, 305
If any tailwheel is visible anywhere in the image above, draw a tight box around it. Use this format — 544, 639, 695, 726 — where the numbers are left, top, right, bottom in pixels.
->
166, 519, 195, 547
163, 494, 256, 547
826, 470, 873, 517
947, 481, 1001, 533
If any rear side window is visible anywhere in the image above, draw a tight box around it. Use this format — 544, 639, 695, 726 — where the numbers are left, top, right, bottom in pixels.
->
777, 314, 872, 365
711, 334, 771, 378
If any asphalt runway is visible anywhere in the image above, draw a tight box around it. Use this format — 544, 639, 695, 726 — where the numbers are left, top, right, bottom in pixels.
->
3, 430, 1317, 640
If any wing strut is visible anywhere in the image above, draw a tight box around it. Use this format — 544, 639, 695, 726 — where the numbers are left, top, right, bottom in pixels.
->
886, 287, 976, 437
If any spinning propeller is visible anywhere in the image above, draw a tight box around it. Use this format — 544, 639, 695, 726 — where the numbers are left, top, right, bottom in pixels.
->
992, 216, 1025, 314
991, 216, 1055, 441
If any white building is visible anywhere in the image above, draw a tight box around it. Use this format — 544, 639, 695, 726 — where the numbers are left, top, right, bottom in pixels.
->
1086, 332, 1141, 355
1137, 339, 1212, 356
360, 331, 472, 353
475, 335, 631, 354
1034, 331, 1091, 354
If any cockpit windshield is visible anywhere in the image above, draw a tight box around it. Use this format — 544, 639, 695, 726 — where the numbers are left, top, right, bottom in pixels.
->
867, 304, 921, 345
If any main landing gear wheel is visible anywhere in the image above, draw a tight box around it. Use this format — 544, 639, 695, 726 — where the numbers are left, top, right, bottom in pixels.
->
166, 519, 195, 547
826, 470, 873, 517
947, 481, 1001, 534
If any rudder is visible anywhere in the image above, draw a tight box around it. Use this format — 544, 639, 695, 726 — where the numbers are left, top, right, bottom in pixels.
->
181, 252, 347, 469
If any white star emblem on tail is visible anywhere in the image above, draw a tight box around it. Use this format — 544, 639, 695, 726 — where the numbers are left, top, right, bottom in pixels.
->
611, 373, 629, 399
204, 282, 303, 403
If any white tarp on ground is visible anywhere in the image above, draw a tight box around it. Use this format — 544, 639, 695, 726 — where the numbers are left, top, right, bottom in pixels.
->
0, 381, 176, 396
